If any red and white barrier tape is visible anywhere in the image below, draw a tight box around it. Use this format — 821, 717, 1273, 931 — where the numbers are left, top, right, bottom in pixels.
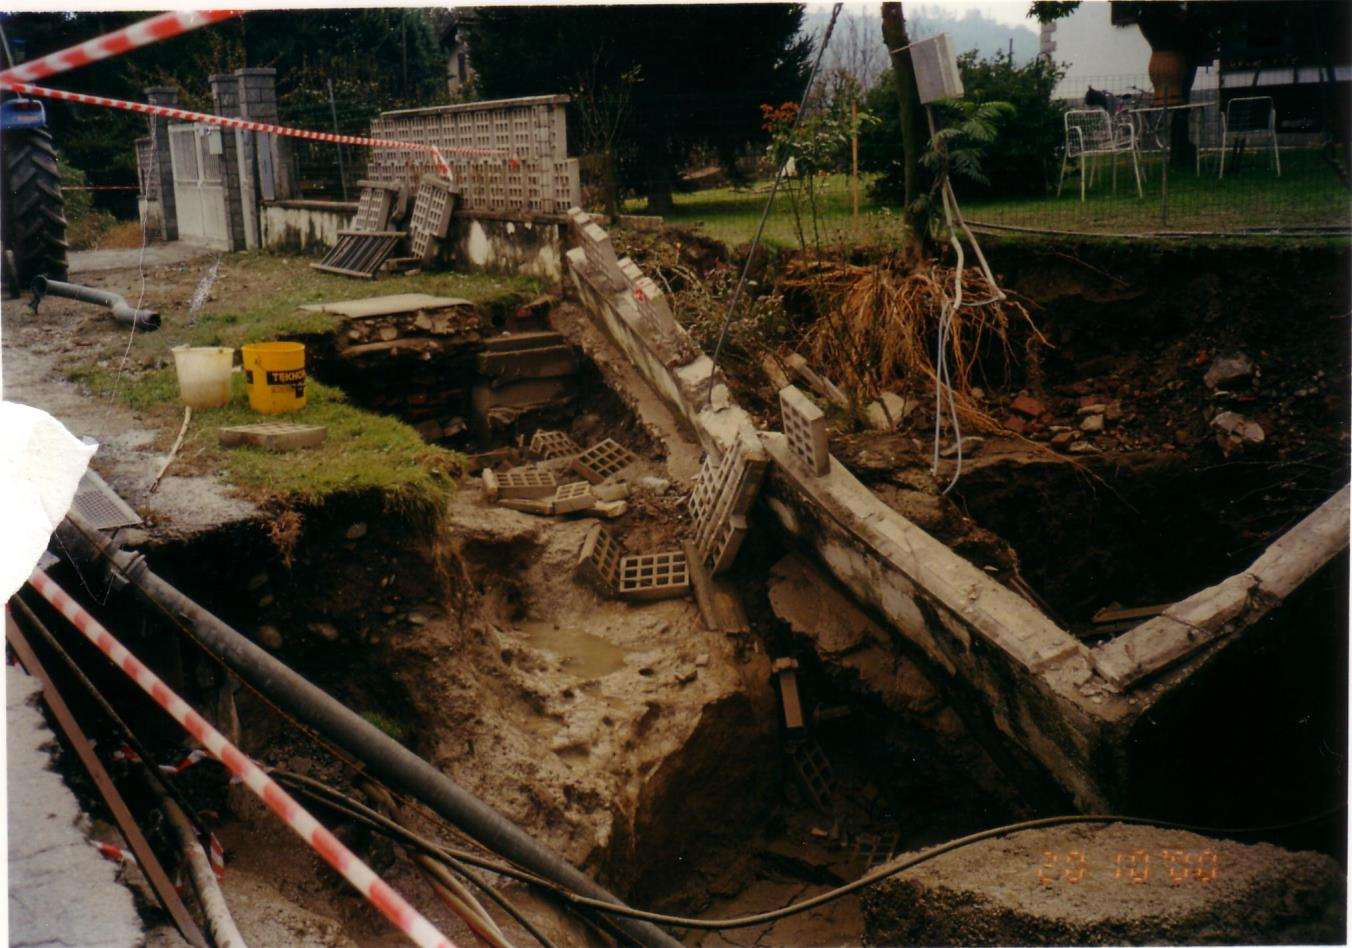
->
27, 568, 458, 948
0, 78, 500, 176
0, 11, 242, 85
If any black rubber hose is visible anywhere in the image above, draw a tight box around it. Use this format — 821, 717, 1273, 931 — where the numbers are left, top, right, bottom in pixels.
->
31, 276, 160, 330
53, 511, 681, 948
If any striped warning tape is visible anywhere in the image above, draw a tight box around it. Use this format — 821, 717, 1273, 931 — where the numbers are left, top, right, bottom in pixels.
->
0, 11, 242, 85
0, 78, 500, 176
27, 568, 459, 948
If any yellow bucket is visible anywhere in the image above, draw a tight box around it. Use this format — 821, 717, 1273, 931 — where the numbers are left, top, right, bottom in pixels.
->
242, 341, 307, 414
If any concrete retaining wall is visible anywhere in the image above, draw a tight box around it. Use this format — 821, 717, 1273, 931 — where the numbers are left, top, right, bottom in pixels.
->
260, 200, 355, 253
448, 215, 566, 286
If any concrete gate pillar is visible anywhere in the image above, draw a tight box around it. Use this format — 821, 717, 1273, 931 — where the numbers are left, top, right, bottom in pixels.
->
208, 73, 249, 251
235, 67, 293, 200
144, 86, 179, 241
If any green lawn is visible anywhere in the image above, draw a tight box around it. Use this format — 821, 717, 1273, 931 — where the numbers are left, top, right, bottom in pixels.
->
628, 148, 1350, 247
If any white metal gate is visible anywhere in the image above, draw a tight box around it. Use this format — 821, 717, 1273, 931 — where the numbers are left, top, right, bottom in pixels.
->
168, 124, 230, 249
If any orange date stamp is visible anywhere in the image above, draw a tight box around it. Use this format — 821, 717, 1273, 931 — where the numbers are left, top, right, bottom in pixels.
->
1038, 849, 1220, 885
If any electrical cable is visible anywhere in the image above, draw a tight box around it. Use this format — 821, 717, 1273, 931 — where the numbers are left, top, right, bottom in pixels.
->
357, 779, 512, 948
274, 769, 1345, 933
276, 771, 560, 948
705, 1, 844, 406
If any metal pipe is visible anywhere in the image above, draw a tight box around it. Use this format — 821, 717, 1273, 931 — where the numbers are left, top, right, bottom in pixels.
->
159, 795, 249, 948
52, 511, 680, 948
31, 276, 160, 330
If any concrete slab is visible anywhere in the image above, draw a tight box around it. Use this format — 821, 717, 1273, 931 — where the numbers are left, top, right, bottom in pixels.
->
7, 667, 143, 948
299, 293, 471, 318
862, 821, 1345, 945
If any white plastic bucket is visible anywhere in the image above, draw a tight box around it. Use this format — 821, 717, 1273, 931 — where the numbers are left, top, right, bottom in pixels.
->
171, 346, 234, 409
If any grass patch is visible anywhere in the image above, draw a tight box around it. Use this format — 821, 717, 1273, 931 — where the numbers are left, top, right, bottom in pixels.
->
62, 252, 540, 513
633, 148, 1349, 247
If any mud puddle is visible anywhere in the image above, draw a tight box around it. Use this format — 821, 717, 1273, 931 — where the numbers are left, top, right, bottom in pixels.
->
515, 621, 631, 679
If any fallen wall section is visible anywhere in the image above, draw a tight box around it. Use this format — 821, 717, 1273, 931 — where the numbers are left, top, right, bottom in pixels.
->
561, 207, 1350, 809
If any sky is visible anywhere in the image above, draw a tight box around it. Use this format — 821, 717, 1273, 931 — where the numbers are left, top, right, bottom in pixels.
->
804, 1, 1035, 30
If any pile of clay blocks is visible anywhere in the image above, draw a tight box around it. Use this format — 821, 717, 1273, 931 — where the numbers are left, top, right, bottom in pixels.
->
688, 433, 769, 574
480, 433, 636, 518
578, 524, 690, 602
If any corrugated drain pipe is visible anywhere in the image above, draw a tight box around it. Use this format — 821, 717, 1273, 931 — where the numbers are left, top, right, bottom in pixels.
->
53, 511, 680, 948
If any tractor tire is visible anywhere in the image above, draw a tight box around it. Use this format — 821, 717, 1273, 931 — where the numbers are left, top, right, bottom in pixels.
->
1, 126, 68, 289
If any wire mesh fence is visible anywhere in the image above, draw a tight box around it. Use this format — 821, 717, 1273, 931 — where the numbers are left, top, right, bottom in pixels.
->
277, 90, 387, 200
962, 73, 1350, 235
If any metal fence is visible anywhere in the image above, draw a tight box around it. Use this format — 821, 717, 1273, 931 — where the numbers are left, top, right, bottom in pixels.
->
964, 73, 1350, 235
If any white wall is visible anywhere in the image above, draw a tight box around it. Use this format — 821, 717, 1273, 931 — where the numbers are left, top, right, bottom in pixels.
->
1043, 1, 1152, 100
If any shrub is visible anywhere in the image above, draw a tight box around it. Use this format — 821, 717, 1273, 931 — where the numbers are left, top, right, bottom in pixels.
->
862, 53, 1067, 205
59, 158, 117, 251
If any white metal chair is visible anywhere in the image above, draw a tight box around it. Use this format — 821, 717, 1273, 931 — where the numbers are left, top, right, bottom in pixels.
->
1057, 108, 1143, 202
1219, 96, 1280, 178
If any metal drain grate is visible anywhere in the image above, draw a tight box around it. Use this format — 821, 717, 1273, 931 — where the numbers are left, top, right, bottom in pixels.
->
71, 469, 141, 530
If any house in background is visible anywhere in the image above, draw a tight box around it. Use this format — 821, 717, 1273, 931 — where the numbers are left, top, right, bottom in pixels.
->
440, 9, 478, 99
1040, 1, 1349, 154
1039, 1, 1153, 101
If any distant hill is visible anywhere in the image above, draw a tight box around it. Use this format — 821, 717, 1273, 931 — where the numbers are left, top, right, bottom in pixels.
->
802, 5, 1039, 75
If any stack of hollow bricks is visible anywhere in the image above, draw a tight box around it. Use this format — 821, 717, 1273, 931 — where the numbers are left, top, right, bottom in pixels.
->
483, 436, 632, 517
369, 95, 580, 217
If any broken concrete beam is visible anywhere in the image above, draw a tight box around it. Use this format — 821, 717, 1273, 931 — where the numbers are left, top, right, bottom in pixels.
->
593, 499, 628, 519
480, 330, 569, 352
499, 497, 556, 516
1091, 484, 1350, 690
761, 354, 792, 392
496, 467, 558, 500
570, 438, 639, 484
771, 657, 805, 731
683, 540, 721, 632
471, 377, 576, 412
553, 481, 597, 514
476, 345, 579, 386
481, 468, 500, 502
779, 385, 830, 476
530, 429, 581, 460
592, 482, 629, 503
616, 550, 690, 602
218, 423, 327, 451
578, 523, 622, 593
784, 352, 849, 410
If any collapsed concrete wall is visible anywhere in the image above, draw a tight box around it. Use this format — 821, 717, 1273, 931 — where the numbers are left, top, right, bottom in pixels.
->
560, 207, 1350, 809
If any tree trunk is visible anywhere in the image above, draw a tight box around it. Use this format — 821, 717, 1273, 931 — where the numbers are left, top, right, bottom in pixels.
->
880, 2, 931, 238
602, 147, 620, 218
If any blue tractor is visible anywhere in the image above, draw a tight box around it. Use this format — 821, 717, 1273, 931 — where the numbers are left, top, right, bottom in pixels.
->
0, 19, 68, 295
